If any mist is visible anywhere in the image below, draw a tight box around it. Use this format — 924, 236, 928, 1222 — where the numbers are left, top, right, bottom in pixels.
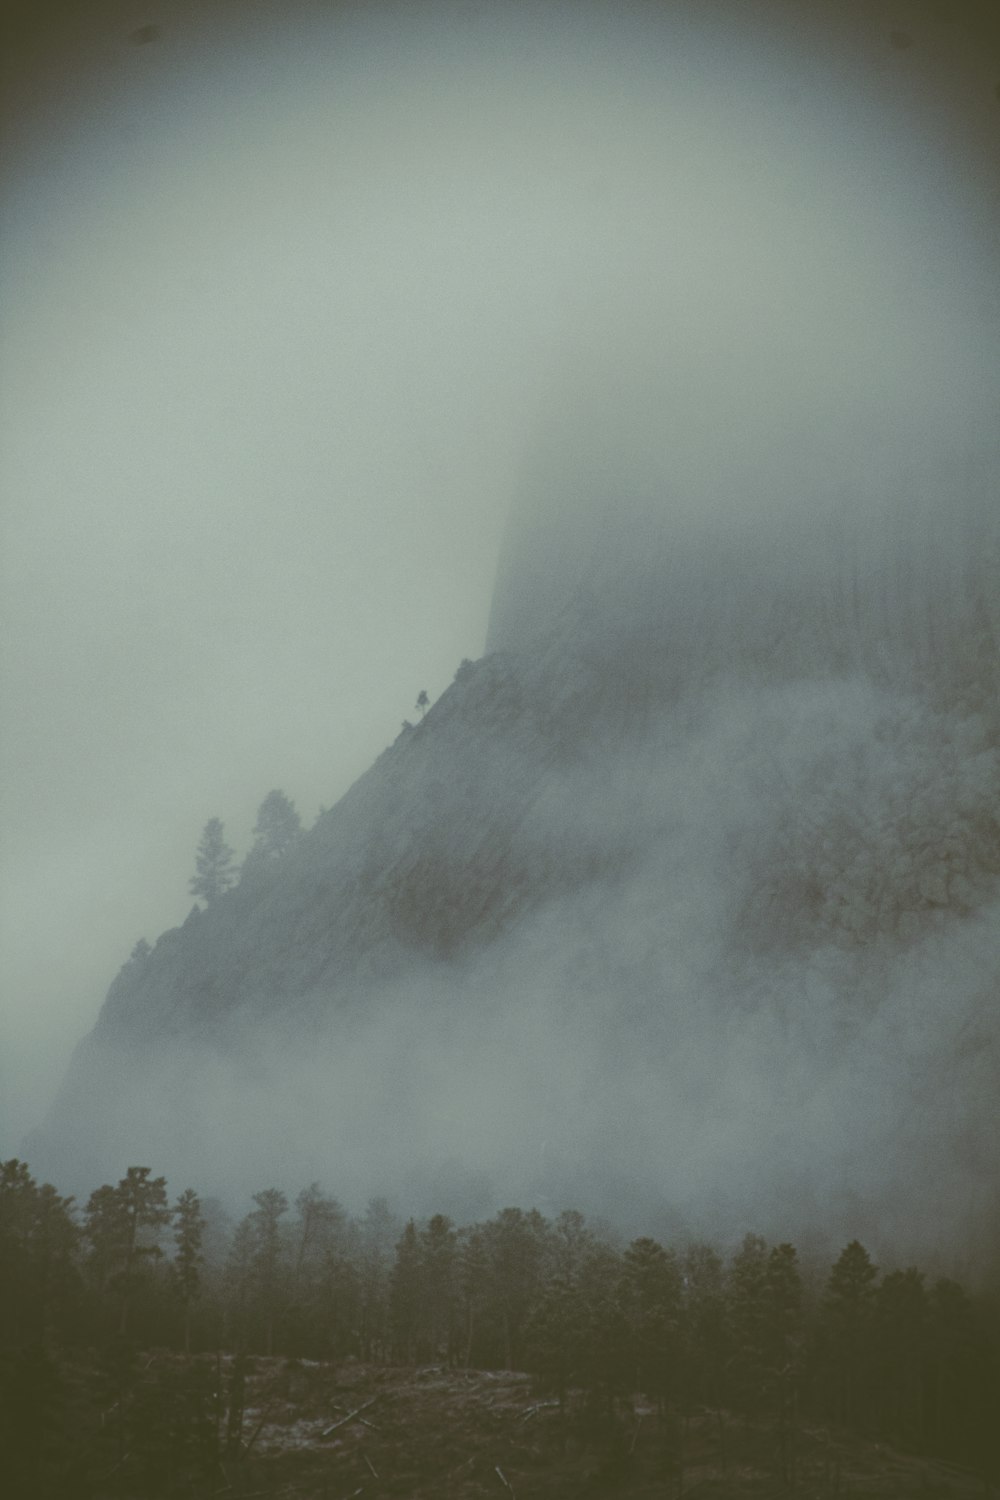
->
4, 1, 999, 1271
36, 652, 1000, 1273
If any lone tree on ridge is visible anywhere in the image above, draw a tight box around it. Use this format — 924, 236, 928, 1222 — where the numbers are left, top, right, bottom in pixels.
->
189, 818, 237, 905
246, 789, 302, 869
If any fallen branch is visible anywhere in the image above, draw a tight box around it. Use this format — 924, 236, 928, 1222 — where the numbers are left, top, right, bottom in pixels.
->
242, 1404, 277, 1457
495, 1464, 516, 1497
363, 1451, 379, 1478
100, 1451, 132, 1481
518, 1400, 559, 1422
321, 1396, 379, 1438
332, 1401, 378, 1429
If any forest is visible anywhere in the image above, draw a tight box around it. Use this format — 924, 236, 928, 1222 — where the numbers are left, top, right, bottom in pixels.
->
1, 1157, 997, 1497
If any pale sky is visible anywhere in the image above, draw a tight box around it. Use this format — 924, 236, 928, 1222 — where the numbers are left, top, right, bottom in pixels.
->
2, 0, 997, 1155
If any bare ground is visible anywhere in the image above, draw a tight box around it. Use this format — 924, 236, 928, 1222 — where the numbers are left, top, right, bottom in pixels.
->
182, 1355, 995, 1500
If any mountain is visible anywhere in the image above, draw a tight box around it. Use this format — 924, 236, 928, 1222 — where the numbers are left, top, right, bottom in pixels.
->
28, 393, 1000, 1268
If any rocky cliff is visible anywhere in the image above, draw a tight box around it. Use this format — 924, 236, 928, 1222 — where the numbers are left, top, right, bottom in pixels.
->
29, 423, 1000, 1263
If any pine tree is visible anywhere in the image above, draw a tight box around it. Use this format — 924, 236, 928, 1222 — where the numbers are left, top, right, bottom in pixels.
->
727, 1233, 771, 1414
247, 1189, 289, 1357
0, 1160, 79, 1348
681, 1242, 728, 1409
84, 1167, 170, 1336
457, 1223, 490, 1368
549, 1209, 594, 1289
421, 1214, 459, 1362
764, 1243, 803, 1483
189, 818, 236, 904
115, 1167, 171, 1336
245, 790, 302, 870
822, 1240, 878, 1428
289, 1183, 351, 1356
873, 1267, 927, 1440
620, 1236, 683, 1405
171, 1189, 206, 1354
484, 1207, 549, 1371
389, 1220, 423, 1362
358, 1198, 399, 1362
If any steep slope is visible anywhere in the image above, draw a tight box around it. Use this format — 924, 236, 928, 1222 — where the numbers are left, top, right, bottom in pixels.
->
29, 482, 1000, 1265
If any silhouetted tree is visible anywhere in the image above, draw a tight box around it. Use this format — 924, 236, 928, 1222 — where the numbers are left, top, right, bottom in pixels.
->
682, 1242, 728, 1410
293, 1182, 346, 1286
416, 688, 429, 718
524, 1276, 586, 1408
288, 1183, 353, 1356
457, 1222, 491, 1368
224, 1217, 256, 1349
245, 790, 302, 870
117, 1167, 170, 1336
924, 1276, 997, 1471
171, 1188, 205, 1354
83, 1167, 169, 1336
189, 817, 236, 904
389, 1220, 423, 1362
764, 1243, 804, 1482
421, 1213, 460, 1362
247, 1188, 289, 1356
620, 1236, 683, 1406
727, 1232, 771, 1414
0, 1159, 79, 1348
549, 1209, 595, 1288
821, 1239, 878, 1427
357, 1197, 399, 1361
484, 1207, 549, 1370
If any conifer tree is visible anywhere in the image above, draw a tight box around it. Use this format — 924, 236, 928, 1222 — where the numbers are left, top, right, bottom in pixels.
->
189, 817, 236, 904
171, 1188, 206, 1354
764, 1243, 803, 1482
116, 1167, 171, 1336
293, 1183, 346, 1286
682, 1242, 728, 1409
84, 1167, 170, 1336
457, 1223, 490, 1368
247, 1188, 289, 1357
358, 1198, 399, 1362
822, 1239, 878, 1428
245, 790, 302, 871
289, 1183, 351, 1355
0, 1160, 78, 1347
549, 1209, 594, 1289
421, 1214, 459, 1362
727, 1233, 771, 1414
389, 1220, 423, 1362
620, 1236, 683, 1405
484, 1207, 549, 1371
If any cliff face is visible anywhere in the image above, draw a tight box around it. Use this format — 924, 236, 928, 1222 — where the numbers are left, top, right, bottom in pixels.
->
31, 519, 1000, 1258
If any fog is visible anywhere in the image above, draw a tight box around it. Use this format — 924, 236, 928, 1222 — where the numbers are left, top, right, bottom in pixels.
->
40, 653, 1000, 1271
3, 1, 999, 1261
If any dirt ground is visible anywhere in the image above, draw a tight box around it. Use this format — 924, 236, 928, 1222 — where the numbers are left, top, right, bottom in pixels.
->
191, 1354, 994, 1499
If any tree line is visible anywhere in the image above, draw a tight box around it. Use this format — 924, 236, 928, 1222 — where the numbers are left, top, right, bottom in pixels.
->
1, 1159, 997, 1494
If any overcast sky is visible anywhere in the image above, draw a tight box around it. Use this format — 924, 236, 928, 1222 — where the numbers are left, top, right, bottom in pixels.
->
2, 0, 998, 1156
